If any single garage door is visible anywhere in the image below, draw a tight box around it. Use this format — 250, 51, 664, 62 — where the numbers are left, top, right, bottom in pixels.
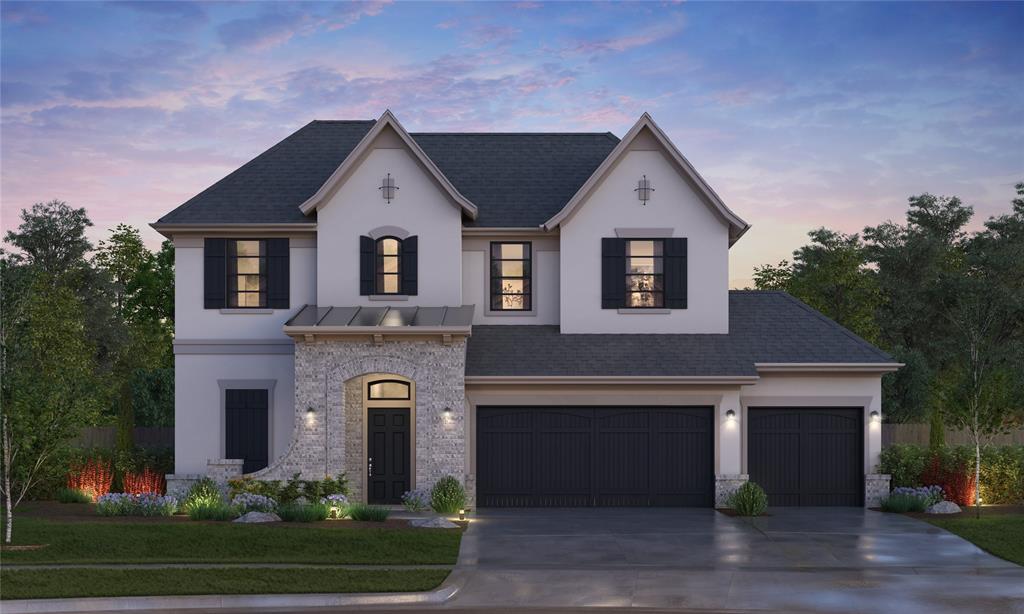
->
748, 407, 863, 506
476, 406, 713, 507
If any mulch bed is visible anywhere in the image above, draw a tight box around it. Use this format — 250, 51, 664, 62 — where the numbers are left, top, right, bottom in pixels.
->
17, 501, 466, 531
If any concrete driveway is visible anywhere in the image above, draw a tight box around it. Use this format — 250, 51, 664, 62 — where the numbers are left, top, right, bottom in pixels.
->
446, 508, 1024, 612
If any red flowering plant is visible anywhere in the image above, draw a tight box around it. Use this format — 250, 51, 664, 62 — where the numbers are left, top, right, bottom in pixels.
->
66, 457, 114, 501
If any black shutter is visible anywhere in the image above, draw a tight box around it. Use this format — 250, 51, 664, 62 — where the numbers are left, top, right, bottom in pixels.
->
402, 236, 418, 296
665, 237, 688, 309
266, 238, 290, 309
360, 235, 374, 295
204, 238, 226, 309
601, 237, 626, 309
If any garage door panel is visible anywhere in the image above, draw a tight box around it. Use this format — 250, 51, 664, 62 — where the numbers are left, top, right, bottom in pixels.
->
477, 406, 712, 507
749, 407, 863, 507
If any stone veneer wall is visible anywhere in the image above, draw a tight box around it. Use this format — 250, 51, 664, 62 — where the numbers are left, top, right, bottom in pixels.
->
343, 376, 365, 502
247, 337, 470, 504
714, 474, 749, 508
865, 473, 891, 508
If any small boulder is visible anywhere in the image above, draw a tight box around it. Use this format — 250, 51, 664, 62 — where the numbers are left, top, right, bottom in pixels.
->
926, 501, 961, 514
411, 517, 460, 529
234, 511, 282, 523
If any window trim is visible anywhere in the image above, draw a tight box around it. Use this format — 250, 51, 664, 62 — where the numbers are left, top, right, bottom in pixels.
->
367, 378, 412, 401
374, 236, 403, 295
624, 238, 665, 309
489, 241, 533, 312
226, 239, 267, 309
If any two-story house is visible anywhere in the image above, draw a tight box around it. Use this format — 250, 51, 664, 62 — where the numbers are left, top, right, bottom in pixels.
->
155, 111, 899, 509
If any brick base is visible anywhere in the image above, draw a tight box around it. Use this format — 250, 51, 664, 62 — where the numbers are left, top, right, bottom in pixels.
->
715, 474, 749, 507
865, 474, 891, 508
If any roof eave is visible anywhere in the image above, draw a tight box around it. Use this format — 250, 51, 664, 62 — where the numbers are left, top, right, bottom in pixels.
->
755, 362, 904, 374
150, 222, 318, 239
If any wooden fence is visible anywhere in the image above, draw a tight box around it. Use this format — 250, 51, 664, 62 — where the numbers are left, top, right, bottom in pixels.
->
883, 423, 1024, 447
73, 426, 174, 450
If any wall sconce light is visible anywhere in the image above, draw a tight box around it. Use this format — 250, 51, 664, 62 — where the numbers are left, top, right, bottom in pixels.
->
870, 410, 880, 424
443, 406, 453, 416
635, 174, 654, 205
725, 409, 736, 421
379, 173, 399, 203
306, 406, 316, 422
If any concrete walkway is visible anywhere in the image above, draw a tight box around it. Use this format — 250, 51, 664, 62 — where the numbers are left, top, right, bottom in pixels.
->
445, 508, 1024, 612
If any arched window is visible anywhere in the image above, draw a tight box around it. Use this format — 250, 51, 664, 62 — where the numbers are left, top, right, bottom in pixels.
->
376, 237, 402, 294
367, 379, 410, 400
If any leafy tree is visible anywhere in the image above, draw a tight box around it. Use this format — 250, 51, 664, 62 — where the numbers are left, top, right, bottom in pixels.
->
754, 229, 880, 343
1, 277, 102, 542
2, 200, 92, 277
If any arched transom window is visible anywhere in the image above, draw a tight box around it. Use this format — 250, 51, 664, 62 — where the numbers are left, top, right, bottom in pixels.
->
367, 379, 411, 400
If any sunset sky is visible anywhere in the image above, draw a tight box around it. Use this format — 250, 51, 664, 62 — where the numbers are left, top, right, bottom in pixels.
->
2, 1, 1021, 287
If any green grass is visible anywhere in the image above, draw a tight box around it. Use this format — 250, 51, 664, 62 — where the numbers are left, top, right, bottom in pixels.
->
927, 515, 1024, 566
2, 517, 461, 565
0, 568, 450, 600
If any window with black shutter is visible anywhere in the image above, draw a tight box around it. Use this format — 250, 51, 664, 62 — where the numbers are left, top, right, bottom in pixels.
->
360, 235, 418, 296
602, 236, 687, 310
204, 238, 289, 309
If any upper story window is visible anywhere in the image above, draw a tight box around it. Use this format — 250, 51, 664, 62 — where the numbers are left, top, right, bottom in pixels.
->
204, 238, 289, 310
228, 239, 267, 307
490, 242, 531, 311
368, 379, 410, 400
625, 239, 664, 308
376, 237, 402, 294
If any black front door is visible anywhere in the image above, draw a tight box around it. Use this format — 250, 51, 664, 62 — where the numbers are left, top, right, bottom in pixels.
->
367, 408, 411, 504
225, 389, 269, 474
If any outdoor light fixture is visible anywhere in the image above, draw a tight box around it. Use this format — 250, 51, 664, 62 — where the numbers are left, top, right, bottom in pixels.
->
635, 174, 654, 204
306, 406, 316, 422
443, 406, 453, 415
459, 508, 466, 521
379, 173, 399, 203
725, 409, 736, 421
870, 410, 880, 423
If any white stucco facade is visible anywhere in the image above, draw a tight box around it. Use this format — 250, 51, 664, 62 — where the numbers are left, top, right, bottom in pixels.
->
558, 147, 731, 334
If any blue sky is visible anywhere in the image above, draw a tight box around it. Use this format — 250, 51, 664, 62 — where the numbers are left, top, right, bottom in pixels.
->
2, 1, 1021, 286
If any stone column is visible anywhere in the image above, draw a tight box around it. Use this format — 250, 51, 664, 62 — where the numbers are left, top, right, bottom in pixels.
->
865, 474, 891, 508
715, 390, 744, 507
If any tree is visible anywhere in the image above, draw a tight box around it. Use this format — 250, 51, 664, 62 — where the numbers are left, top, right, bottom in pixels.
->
3, 200, 92, 277
753, 229, 880, 343
1, 277, 102, 543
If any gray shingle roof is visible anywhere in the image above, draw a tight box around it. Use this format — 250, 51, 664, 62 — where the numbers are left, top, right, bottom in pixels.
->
465, 291, 896, 377
157, 121, 620, 227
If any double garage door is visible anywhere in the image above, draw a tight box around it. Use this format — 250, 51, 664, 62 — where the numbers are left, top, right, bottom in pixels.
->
477, 406, 714, 507
477, 406, 863, 507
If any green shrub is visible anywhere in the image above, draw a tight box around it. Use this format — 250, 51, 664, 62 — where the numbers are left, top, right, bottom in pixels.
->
56, 488, 92, 504
278, 502, 330, 522
430, 475, 466, 514
880, 492, 928, 513
186, 500, 238, 521
878, 444, 1024, 504
228, 473, 350, 504
347, 503, 390, 522
183, 477, 222, 507
728, 481, 768, 516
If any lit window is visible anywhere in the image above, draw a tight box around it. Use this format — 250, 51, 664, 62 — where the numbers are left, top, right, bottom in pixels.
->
490, 242, 531, 311
368, 380, 410, 400
376, 237, 402, 294
625, 239, 664, 308
228, 240, 266, 308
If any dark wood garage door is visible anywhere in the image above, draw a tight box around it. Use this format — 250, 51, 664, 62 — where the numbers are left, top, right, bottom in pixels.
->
476, 406, 713, 507
748, 407, 863, 506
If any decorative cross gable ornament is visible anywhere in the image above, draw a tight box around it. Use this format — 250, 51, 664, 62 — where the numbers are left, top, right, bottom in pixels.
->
635, 175, 654, 205
380, 173, 399, 203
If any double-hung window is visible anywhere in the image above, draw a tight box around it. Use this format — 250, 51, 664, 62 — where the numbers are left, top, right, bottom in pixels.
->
625, 239, 664, 308
227, 239, 266, 307
375, 237, 402, 294
490, 242, 531, 311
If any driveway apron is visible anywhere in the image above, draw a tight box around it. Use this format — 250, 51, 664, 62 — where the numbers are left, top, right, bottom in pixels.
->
446, 507, 1024, 612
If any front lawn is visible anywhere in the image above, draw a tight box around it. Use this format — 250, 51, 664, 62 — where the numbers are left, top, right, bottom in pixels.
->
1, 568, 449, 600
2, 517, 461, 565
927, 513, 1024, 566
